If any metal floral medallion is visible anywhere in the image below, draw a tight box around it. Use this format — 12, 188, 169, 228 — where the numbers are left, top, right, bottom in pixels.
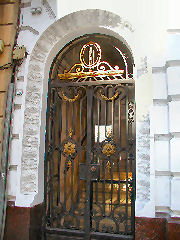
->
102, 143, 115, 157
61, 129, 77, 159
63, 142, 76, 156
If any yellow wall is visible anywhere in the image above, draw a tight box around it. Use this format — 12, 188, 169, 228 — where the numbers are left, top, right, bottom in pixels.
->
0, 0, 19, 167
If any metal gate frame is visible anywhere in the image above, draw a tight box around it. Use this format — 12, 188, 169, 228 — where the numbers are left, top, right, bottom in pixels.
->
42, 40, 136, 240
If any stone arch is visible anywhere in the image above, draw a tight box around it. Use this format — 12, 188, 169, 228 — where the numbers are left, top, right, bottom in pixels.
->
20, 9, 137, 206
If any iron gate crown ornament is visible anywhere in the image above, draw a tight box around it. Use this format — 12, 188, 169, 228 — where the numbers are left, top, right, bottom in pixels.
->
58, 42, 125, 80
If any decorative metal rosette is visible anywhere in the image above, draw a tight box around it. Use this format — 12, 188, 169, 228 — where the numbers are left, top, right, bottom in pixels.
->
100, 138, 118, 160
61, 130, 77, 160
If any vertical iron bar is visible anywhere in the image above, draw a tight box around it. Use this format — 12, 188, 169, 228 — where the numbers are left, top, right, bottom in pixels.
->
64, 162, 67, 212
71, 161, 74, 212
97, 98, 100, 143
85, 87, 93, 239
57, 99, 62, 206
78, 100, 82, 204
105, 89, 107, 137
103, 162, 106, 215
49, 91, 53, 227
110, 161, 113, 213
73, 98, 75, 134
51, 90, 56, 227
112, 99, 114, 136
119, 97, 121, 146
118, 98, 121, 203
43, 82, 51, 239
66, 101, 69, 136
131, 95, 136, 238
125, 93, 129, 234
96, 98, 100, 204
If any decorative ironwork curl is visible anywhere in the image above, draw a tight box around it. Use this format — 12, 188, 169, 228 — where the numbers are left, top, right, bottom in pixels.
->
99, 90, 119, 101
58, 42, 125, 80
61, 90, 80, 102
128, 101, 135, 123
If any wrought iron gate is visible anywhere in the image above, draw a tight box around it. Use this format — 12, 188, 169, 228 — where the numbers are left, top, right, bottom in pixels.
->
43, 40, 135, 240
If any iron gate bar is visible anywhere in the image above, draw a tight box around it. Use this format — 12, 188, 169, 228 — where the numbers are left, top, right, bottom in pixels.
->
90, 232, 134, 240
44, 69, 135, 238
57, 97, 62, 209
85, 87, 93, 239
45, 227, 133, 240
45, 227, 85, 237
51, 79, 134, 88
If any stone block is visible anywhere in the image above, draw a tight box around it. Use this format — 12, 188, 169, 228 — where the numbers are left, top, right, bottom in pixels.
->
0, 117, 4, 143
7, 170, 17, 197
0, 92, 7, 116
167, 67, 180, 95
0, 3, 18, 25
169, 101, 180, 132
31, 0, 42, 8
155, 176, 170, 207
0, 69, 13, 91
12, 108, 23, 135
152, 72, 167, 99
0, 25, 17, 46
0, 39, 4, 54
0, 142, 2, 164
170, 138, 180, 173
9, 139, 22, 166
0, 46, 12, 66
171, 177, 180, 211
152, 105, 168, 134
154, 141, 169, 171
166, 34, 180, 60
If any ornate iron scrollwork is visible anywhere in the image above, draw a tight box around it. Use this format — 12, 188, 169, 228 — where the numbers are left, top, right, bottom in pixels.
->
99, 90, 119, 101
58, 42, 125, 81
100, 138, 117, 161
63, 142, 76, 156
45, 38, 135, 237
128, 101, 135, 123
61, 129, 77, 160
102, 143, 115, 157
57, 88, 81, 103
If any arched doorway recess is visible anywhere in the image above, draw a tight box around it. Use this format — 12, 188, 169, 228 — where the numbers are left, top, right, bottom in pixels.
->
43, 34, 135, 240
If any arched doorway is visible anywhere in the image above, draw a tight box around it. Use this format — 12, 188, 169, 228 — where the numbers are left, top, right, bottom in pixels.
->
43, 34, 135, 240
